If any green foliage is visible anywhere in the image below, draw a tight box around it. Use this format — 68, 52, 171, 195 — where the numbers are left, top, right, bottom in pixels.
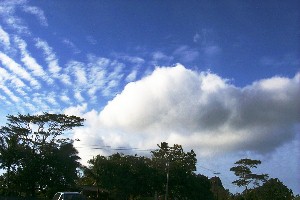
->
84, 142, 214, 200
151, 142, 201, 199
0, 113, 84, 198
84, 153, 158, 199
230, 158, 269, 192
245, 178, 294, 200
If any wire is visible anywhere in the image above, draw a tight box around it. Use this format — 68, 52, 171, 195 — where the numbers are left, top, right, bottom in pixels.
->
74, 144, 155, 152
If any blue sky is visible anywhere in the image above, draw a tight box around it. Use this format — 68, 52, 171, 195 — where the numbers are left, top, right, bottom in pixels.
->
0, 0, 299, 194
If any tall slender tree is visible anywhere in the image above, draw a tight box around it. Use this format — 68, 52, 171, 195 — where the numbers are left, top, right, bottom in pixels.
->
230, 158, 269, 193
151, 142, 198, 199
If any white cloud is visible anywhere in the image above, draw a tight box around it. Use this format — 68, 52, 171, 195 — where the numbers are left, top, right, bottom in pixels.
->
86, 35, 97, 45
22, 5, 48, 26
173, 45, 199, 63
0, 51, 41, 89
260, 53, 300, 69
62, 39, 80, 54
151, 51, 174, 65
86, 56, 124, 97
41, 92, 55, 106
34, 38, 62, 76
0, 84, 20, 102
61, 94, 71, 103
193, 33, 200, 43
64, 103, 88, 117
116, 55, 145, 65
203, 44, 222, 57
125, 70, 137, 82
0, 67, 26, 88
0, 0, 30, 34
64, 57, 124, 102
73, 64, 300, 164
0, 25, 10, 47
74, 91, 85, 102
66, 61, 87, 85
193, 29, 222, 59
14, 36, 53, 84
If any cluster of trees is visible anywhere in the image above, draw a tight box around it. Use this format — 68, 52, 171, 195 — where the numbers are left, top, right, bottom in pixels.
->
229, 158, 295, 200
81, 142, 214, 200
231, 178, 296, 200
0, 113, 298, 200
0, 113, 84, 199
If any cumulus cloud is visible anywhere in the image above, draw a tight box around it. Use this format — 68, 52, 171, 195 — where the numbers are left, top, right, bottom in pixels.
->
72, 64, 300, 163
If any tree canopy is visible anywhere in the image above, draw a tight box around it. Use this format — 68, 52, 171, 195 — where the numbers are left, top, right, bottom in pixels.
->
83, 142, 214, 200
246, 178, 294, 200
0, 113, 84, 198
230, 158, 269, 192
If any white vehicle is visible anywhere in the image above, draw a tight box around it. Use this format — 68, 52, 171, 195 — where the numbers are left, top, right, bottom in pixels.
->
52, 192, 86, 200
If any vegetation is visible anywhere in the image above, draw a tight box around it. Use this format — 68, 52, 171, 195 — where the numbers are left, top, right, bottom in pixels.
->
0, 113, 84, 199
230, 158, 269, 192
0, 113, 298, 200
245, 178, 294, 200
82, 142, 214, 200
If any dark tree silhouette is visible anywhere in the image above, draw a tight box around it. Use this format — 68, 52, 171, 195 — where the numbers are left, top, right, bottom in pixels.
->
0, 113, 84, 198
246, 178, 294, 200
230, 158, 269, 195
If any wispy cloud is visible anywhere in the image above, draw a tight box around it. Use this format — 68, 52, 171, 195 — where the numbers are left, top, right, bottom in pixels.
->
0, 84, 20, 103
61, 93, 71, 104
194, 29, 222, 59
193, 33, 201, 43
151, 51, 174, 65
0, 0, 30, 34
62, 38, 81, 54
260, 53, 300, 70
117, 55, 145, 65
66, 61, 87, 85
74, 90, 85, 102
0, 51, 40, 89
34, 38, 62, 76
22, 5, 48, 26
173, 45, 199, 63
14, 36, 53, 84
125, 70, 138, 82
0, 67, 26, 89
0, 26, 10, 48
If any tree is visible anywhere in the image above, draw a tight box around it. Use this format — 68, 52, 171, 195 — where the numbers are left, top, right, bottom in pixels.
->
230, 158, 269, 193
0, 113, 84, 198
246, 178, 294, 200
210, 176, 230, 200
85, 153, 157, 200
83, 142, 213, 200
151, 142, 199, 199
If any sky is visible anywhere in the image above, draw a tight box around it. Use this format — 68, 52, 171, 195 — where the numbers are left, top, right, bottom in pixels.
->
0, 0, 299, 194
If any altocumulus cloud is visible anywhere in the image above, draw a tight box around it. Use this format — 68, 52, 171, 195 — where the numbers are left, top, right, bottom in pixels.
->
69, 64, 300, 162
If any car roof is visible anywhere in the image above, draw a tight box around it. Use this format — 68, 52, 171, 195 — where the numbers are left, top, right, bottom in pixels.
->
57, 192, 81, 194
